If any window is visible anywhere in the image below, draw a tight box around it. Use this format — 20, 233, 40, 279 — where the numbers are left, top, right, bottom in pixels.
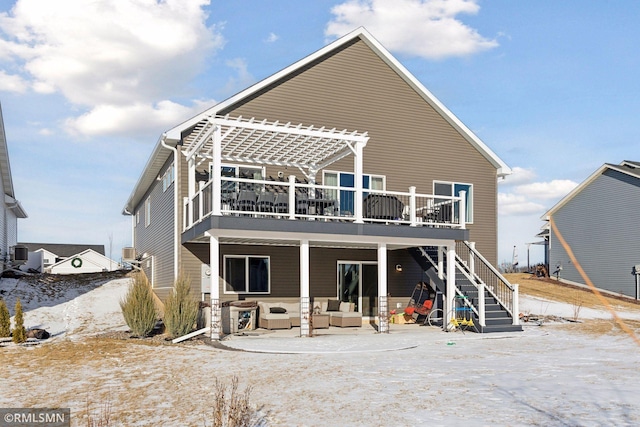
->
433, 181, 473, 223
144, 196, 151, 227
224, 255, 270, 294
323, 171, 386, 214
162, 163, 175, 192
217, 164, 265, 197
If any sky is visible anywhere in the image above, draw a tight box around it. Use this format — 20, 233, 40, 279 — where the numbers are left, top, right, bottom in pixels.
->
0, 0, 639, 266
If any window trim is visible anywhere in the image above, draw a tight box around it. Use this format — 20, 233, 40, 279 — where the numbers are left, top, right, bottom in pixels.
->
144, 196, 151, 227
323, 170, 386, 190
162, 163, 175, 192
223, 255, 271, 295
433, 180, 473, 224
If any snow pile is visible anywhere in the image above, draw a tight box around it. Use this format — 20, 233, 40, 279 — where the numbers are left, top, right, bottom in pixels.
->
0, 272, 131, 340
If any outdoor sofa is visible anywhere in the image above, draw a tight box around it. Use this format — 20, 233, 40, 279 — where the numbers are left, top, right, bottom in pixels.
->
257, 301, 300, 329
313, 299, 363, 327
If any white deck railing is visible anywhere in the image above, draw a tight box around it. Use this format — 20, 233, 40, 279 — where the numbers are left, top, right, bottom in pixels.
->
183, 176, 466, 231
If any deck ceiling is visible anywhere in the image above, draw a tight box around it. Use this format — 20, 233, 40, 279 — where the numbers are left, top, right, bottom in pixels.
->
182, 115, 369, 175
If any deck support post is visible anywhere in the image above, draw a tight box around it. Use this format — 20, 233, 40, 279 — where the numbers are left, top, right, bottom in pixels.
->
300, 239, 310, 337
208, 233, 221, 340
377, 243, 389, 333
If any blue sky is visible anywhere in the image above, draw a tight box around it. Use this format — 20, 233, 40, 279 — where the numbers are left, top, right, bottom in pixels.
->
0, 0, 638, 265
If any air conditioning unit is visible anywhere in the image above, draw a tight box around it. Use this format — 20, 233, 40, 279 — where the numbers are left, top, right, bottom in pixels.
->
122, 247, 137, 261
11, 245, 29, 263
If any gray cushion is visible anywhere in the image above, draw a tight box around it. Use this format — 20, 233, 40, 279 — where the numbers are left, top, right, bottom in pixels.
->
327, 299, 341, 312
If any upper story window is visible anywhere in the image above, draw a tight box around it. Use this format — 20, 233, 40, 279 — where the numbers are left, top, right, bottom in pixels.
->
162, 163, 175, 192
323, 171, 386, 214
433, 181, 473, 223
144, 196, 151, 227
217, 164, 265, 197
223, 255, 270, 294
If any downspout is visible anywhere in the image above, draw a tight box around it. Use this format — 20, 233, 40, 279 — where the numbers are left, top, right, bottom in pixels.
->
161, 134, 180, 282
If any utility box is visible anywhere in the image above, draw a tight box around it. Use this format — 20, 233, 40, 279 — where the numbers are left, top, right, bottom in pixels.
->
201, 264, 211, 293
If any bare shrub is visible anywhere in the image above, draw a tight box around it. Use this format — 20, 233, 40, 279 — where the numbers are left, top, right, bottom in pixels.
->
0, 299, 10, 337
210, 376, 256, 427
86, 396, 112, 427
119, 272, 157, 338
12, 298, 26, 343
571, 292, 583, 322
163, 275, 199, 339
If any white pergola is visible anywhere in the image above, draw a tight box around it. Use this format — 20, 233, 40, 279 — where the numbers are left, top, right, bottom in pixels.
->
181, 116, 457, 339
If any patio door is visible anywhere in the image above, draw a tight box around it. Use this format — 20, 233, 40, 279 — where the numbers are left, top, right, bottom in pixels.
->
337, 262, 378, 317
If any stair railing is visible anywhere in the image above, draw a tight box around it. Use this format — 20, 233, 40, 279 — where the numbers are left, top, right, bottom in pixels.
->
417, 246, 480, 320
456, 241, 519, 323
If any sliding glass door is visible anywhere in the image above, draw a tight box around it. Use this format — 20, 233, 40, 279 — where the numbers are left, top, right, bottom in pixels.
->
337, 262, 378, 317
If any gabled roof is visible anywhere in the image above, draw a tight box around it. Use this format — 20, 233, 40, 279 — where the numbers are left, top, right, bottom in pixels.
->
18, 242, 106, 257
542, 160, 640, 219
123, 27, 510, 214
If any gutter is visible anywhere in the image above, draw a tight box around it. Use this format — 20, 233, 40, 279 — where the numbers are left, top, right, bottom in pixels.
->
160, 134, 180, 283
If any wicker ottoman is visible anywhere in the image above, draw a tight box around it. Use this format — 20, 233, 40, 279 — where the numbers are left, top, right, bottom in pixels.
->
330, 312, 362, 327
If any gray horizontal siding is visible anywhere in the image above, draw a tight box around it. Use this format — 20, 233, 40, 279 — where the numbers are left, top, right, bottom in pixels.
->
134, 155, 175, 292
551, 169, 640, 297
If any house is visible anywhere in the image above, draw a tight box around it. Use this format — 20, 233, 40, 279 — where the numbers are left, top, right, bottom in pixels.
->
541, 160, 640, 299
17, 243, 108, 273
46, 248, 119, 274
0, 102, 28, 272
123, 28, 520, 338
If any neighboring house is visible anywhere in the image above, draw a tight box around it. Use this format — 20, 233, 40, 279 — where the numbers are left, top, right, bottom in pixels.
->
123, 28, 520, 338
46, 248, 119, 274
18, 243, 106, 271
541, 160, 640, 299
0, 102, 28, 271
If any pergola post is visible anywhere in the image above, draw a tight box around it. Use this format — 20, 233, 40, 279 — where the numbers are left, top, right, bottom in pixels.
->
300, 239, 310, 337
209, 234, 221, 339
377, 243, 389, 333
211, 125, 222, 216
354, 140, 365, 224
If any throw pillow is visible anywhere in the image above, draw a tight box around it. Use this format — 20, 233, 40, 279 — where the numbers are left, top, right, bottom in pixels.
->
327, 299, 341, 312
270, 307, 287, 314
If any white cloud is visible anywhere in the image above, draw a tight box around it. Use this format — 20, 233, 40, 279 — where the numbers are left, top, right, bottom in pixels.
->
265, 32, 279, 43
0, 0, 224, 136
64, 99, 215, 138
515, 179, 578, 200
498, 192, 545, 216
0, 70, 27, 92
221, 58, 255, 96
326, 0, 498, 59
499, 166, 537, 187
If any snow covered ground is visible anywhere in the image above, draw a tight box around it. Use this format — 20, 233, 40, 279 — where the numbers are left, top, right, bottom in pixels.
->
1, 273, 640, 426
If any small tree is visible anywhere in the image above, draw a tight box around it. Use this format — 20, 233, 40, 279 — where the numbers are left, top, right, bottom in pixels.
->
12, 298, 26, 343
0, 299, 10, 337
120, 272, 157, 337
164, 275, 199, 339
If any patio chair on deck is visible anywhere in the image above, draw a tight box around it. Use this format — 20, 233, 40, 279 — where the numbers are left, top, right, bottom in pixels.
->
236, 190, 257, 213
274, 192, 289, 214
256, 191, 276, 212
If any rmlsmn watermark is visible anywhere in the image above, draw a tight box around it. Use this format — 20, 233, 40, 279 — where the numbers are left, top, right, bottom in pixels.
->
0, 408, 70, 427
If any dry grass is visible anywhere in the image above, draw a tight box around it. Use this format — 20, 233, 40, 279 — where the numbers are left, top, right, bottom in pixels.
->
506, 273, 640, 337
505, 273, 640, 311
